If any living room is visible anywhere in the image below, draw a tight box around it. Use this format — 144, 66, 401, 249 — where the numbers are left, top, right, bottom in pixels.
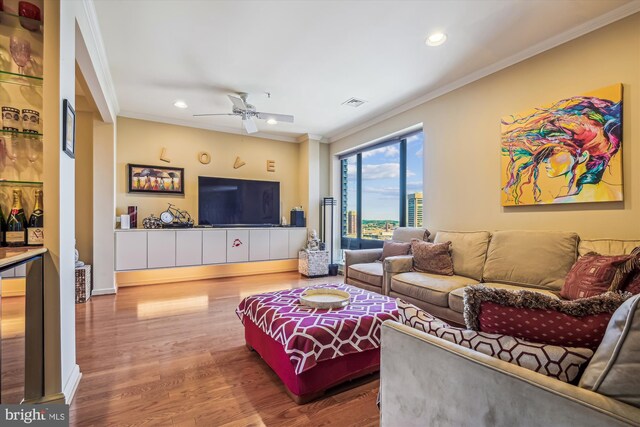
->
1, 0, 639, 426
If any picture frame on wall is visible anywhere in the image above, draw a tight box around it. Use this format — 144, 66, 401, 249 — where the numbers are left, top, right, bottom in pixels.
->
127, 163, 185, 195
62, 99, 75, 158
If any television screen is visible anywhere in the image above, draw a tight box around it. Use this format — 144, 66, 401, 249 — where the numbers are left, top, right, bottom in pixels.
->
198, 176, 280, 226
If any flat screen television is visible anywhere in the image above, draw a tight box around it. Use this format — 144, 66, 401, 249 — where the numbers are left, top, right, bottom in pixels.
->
198, 176, 280, 226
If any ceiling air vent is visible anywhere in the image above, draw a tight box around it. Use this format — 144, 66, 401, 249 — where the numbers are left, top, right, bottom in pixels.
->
341, 97, 366, 108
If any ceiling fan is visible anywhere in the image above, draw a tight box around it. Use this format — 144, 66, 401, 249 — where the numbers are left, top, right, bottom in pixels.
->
193, 93, 294, 134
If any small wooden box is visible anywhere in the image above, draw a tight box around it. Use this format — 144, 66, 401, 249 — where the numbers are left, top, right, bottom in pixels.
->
75, 265, 92, 304
298, 250, 329, 277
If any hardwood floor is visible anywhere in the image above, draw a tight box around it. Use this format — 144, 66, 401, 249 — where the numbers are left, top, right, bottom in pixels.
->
70, 272, 380, 426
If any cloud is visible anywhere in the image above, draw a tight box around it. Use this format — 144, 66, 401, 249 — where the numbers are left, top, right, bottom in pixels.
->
362, 145, 399, 159
415, 147, 423, 157
362, 163, 400, 179
363, 186, 400, 195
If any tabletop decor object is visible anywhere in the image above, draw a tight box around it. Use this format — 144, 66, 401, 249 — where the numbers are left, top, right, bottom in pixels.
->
299, 288, 350, 309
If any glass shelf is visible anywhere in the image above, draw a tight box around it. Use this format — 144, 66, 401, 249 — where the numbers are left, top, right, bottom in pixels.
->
0, 10, 43, 34
0, 70, 42, 87
0, 180, 43, 186
0, 129, 42, 137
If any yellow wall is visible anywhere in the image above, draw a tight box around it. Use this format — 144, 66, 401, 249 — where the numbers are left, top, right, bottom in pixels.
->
75, 111, 93, 264
116, 117, 302, 222
331, 13, 640, 239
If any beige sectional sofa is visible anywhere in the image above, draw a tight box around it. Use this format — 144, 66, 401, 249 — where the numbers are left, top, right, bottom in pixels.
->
343, 227, 428, 294
348, 229, 640, 325
373, 230, 640, 426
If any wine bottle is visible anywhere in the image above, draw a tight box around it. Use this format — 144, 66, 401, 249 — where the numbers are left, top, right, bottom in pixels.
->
27, 189, 44, 246
0, 202, 6, 247
5, 188, 27, 247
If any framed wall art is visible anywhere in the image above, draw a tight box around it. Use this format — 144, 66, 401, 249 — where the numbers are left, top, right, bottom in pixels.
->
128, 164, 185, 195
62, 99, 75, 158
501, 83, 622, 206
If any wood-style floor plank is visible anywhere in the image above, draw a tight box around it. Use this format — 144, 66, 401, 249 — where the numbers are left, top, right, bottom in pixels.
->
68, 273, 380, 426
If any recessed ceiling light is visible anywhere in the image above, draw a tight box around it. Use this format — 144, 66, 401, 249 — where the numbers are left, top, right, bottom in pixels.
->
173, 100, 188, 109
425, 32, 447, 47
266, 118, 278, 125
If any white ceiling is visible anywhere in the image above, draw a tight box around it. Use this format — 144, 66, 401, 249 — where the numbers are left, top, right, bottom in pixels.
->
93, 0, 638, 143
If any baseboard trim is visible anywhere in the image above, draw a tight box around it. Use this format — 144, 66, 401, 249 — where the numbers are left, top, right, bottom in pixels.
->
22, 392, 66, 405
62, 364, 82, 404
92, 287, 117, 296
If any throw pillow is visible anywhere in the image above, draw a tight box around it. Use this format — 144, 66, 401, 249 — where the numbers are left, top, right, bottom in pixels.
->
410, 239, 454, 276
464, 285, 631, 350
378, 240, 411, 261
612, 247, 640, 295
560, 253, 632, 300
579, 294, 640, 408
397, 299, 593, 383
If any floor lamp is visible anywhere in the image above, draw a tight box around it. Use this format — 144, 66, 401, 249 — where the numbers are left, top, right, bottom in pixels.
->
321, 197, 338, 276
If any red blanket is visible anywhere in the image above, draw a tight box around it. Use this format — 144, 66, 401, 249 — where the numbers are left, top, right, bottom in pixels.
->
236, 284, 398, 374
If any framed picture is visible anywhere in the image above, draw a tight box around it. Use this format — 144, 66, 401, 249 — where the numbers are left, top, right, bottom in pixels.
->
128, 164, 185, 195
62, 99, 75, 158
501, 83, 622, 206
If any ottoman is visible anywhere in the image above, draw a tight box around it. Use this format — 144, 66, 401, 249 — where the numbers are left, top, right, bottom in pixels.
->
236, 283, 398, 403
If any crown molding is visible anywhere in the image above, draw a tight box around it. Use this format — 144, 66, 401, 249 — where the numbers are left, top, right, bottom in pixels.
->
327, 0, 640, 143
118, 110, 302, 143
81, 0, 120, 117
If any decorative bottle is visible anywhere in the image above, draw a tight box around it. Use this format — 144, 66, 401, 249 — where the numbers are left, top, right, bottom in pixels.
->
5, 189, 27, 247
0, 202, 6, 246
27, 189, 44, 246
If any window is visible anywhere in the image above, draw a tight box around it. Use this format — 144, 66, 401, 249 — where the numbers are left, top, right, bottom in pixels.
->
341, 131, 424, 251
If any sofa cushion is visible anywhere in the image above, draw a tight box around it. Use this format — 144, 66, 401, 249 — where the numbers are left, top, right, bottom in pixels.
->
579, 239, 640, 256
348, 263, 383, 288
579, 294, 640, 408
463, 285, 630, 350
391, 272, 477, 307
434, 231, 491, 281
379, 240, 411, 261
397, 299, 593, 383
392, 227, 429, 243
411, 240, 454, 276
560, 253, 633, 300
448, 283, 559, 314
482, 230, 579, 291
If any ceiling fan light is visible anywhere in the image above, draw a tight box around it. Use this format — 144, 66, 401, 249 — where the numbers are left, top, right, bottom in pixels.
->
425, 32, 447, 46
173, 100, 188, 109
266, 118, 278, 125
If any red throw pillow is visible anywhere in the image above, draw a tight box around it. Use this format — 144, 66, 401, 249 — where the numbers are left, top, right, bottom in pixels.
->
464, 285, 630, 350
560, 253, 632, 300
410, 239, 454, 276
477, 301, 611, 350
622, 271, 640, 295
378, 240, 411, 261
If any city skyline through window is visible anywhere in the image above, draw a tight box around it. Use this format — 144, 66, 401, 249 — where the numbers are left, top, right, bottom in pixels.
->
341, 131, 424, 250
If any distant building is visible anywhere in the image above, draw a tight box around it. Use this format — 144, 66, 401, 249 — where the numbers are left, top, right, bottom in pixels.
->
347, 210, 357, 235
408, 192, 423, 227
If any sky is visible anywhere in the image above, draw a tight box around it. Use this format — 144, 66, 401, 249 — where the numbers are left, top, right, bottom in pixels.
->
345, 132, 424, 221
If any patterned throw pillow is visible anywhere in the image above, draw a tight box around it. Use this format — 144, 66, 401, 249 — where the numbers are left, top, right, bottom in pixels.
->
464, 285, 631, 350
397, 299, 593, 383
612, 247, 640, 295
378, 240, 411, 261
560, 253, 632, 300
410, 239, 454, 276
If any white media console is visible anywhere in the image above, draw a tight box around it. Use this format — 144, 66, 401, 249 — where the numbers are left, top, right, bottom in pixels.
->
114, 227, 308, 271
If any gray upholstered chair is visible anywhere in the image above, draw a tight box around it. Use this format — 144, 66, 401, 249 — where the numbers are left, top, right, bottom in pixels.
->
344, 227, 429, 295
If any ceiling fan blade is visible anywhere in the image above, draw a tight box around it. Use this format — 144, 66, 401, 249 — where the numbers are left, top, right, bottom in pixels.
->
192, 113, 236, 117
256, 112, 294, 123
228, 95, 247, 110
242, 117, 258, 134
